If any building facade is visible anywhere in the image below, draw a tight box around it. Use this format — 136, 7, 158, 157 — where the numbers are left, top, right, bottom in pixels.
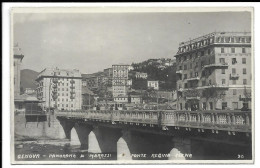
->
36, 68, 82, 110
147, 81, 159, 90
112, 64, 130, 97
175, 32, 251, 111
135, 72, 148, 79
13, 44, 24, 97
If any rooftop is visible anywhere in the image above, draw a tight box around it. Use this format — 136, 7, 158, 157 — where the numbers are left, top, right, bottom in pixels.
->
179, 31, 251, 47
37, 68, 82, 79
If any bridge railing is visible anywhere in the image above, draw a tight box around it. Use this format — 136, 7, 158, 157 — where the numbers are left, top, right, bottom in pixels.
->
55, 110, 251, 132
160, 110, 251, 132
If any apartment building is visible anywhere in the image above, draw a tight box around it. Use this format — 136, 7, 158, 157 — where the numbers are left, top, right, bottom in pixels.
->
147, 80, 159, 90
135, 72, 148, 79
175, 32, 251, 111
36, 68, 82, 110
112, 64, 130, 97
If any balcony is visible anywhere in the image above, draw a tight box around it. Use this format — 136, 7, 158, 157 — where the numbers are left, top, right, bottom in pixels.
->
202, 63, 228, 71
187, 77, 200, 81
176, 70, 183, 74
230, 74, 239, 79
178, 88, 184, 92
70, 80, 75, 84
198, 84, 229, 89
186, 96, 200, 100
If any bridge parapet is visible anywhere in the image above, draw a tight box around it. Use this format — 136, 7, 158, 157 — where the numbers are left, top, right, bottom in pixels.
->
55, 110, 251, 133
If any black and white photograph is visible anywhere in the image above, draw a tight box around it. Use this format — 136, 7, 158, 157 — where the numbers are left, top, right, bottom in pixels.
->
10, 7, 253, 164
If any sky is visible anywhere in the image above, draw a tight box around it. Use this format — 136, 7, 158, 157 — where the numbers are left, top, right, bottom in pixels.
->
13, 11, 251, 74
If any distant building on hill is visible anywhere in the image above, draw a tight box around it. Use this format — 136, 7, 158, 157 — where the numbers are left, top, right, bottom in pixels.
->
147, 80, 159, 90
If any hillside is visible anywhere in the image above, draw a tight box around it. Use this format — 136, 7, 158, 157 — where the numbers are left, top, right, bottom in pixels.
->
131, 58, 177, 91
20, 69, 39, 93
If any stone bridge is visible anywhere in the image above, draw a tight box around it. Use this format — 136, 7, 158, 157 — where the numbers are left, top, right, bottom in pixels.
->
55, 110, 252, 160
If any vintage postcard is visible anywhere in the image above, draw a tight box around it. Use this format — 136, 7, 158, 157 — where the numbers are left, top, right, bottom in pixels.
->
10, 7, 254, 164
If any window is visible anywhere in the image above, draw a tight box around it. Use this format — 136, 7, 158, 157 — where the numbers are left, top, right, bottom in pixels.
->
221, 69, 225, 74
209, 102, 213, 110
231, 37, 234, 43
202, 81, 206, 86
179, 66, 182, 70
221, 37, 224, 43
221, 48, 225, 53
183, 56, 187, 61
195, 72, 198, 77
62, 88, 64, 91
190, 72, 193, 78
243, 68, 247, 74
222, 102, 227, 110
179, 75, 182, 80
232, 80, 236, 85
243, 79, 247, 85
208, 49, 211, 55
190, 63, 192, 69
185, 103, 189, 110
184, 65, 187, 70
184, 74, 187, 79
242, 58, 246, 64
189, 55, 192, 60
201, 51, 204, 56
233, 89, 237, 95
231, 48, 235, 53
209, 79, 212, 85
242, 48, 246, 53
184, 83, 188, 88
18, 104, 23, 109
232, 68, 236, 74
220, 58, 225, 64
222, 79, 226, 84
202, 102, 206, 110
232, 58, 237, 64
232, 102, 238, 110
179, 103, 182, 110
201, 61, 204, 68
71, 104, 73, 107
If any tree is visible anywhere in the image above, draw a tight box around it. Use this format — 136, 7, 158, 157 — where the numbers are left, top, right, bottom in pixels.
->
201, 86, 227, 109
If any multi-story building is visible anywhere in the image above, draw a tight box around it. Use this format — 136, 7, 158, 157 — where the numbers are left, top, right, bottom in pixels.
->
135, 72, 148, 79
13, 44, 24, 97
36, 68, 82, 110
147, 80, 159, 90
175, 32, 251, 111
82, 70, 112, 91
113, 95, 142, 104
103, 68, 113, 86
112, 64, 130, 97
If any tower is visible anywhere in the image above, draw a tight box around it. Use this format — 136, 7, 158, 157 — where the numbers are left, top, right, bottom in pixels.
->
13, 43, 24, 97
